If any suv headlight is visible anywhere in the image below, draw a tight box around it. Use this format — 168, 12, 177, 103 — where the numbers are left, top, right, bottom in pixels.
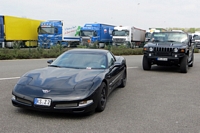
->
174, 48, 178, 52
149, 47, 154, 52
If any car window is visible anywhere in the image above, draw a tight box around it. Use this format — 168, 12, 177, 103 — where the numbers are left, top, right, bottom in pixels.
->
107, 52, 115, 67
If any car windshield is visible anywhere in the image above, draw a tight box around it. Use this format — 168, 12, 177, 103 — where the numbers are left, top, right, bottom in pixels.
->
150, 32, 188, 43
38, 27, 55, 34
113, 30, 129, 36
80, 31, 94, 37
50, 52, 107, 69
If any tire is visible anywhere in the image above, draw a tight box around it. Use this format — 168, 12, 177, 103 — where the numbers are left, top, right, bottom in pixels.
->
142, 56, 151, 70
180, 56, 188, 73
188, 53, 194, 67
96, 82, 107, 112
119, 70, 127, 88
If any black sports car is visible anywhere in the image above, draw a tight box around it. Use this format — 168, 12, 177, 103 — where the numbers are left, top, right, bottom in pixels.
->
12, 49, 127, 113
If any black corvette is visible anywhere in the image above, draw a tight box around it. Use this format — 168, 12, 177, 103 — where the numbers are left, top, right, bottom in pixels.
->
12, 49, 127, 113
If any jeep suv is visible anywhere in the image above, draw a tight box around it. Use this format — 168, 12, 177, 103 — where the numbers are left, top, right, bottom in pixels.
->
142, 31, 194, 73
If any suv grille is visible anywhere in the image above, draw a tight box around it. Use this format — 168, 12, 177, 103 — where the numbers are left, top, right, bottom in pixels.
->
154, 47, 174, 56
154, 47, 174, 52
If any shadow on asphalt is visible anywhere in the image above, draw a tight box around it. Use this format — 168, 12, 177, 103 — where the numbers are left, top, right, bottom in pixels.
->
149, 65, 183, 73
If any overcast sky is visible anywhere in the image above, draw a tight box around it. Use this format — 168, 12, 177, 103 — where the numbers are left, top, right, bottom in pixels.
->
1, 0, 199, 30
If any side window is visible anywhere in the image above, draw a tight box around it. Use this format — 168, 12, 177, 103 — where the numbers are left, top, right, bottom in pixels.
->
107, 52, 115, 67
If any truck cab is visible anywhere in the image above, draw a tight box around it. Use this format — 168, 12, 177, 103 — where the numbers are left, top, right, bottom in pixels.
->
0, 16, 4, 47
112, 26, 133, 48
38, 20, 64, 48
80, 23, 114, 48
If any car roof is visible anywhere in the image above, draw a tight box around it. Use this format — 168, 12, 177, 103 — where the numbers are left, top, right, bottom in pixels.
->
67, 48, 110, 54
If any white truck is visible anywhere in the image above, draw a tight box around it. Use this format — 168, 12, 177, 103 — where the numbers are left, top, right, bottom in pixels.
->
112, 26, 146, 48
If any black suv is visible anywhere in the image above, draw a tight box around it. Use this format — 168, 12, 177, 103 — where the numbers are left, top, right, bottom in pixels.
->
142, 31, 194, 73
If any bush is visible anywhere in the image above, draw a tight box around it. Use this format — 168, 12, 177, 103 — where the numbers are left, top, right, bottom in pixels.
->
0, 45, 199, 60
194, 48, 199, 53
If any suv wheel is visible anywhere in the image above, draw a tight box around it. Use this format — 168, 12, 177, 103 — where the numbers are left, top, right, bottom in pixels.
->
142, 56, 151, 70
180, 56, 188, 73
188, 54, 194, 67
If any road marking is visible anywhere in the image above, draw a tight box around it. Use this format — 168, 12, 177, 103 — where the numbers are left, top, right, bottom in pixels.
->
128, 67, 138, 69
0, 77, 20, 81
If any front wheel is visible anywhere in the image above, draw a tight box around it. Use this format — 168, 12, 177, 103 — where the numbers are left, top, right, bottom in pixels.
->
180, 56, 188, 73
96, 82, 107, 112
142, 56, 151, 70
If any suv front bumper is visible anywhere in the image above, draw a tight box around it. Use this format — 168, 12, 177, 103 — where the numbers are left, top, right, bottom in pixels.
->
144, 52, 186, 66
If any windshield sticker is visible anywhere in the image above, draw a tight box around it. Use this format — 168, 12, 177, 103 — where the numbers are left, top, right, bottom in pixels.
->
101, 65, 106, 68
86, 67, 92, 69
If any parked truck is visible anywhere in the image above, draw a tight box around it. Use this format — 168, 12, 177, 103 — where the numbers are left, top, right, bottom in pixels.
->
0, 15, 43, 48
79, 23, 115, 48
112, 26, 146, 48
37, 20, 81, 48
145, 28, 167, 42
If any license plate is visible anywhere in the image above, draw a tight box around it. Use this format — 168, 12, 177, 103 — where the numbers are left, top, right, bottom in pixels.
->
157, 57, 168, 61
34, 98, 51, 106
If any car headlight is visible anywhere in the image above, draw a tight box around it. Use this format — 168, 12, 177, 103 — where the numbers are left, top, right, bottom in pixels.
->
149, 47, 154, 52
174, 48, 178, 52
79, 100, 93, 107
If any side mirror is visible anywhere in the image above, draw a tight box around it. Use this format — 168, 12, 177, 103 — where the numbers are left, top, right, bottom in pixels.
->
114, 62, 121, 67
191, 39, 195, 43
55, 28, 58, 33
47, 60, 53, 64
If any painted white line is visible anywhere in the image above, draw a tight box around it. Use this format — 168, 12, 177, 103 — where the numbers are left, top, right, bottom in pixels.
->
128, 67, 138, 69
0, 77, 20, 81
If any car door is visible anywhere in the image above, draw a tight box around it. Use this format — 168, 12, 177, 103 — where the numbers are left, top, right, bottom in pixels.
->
106, 52, 121, 93
188, 35, 194, 61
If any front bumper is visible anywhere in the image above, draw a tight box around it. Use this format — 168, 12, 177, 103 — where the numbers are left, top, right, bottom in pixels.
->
144, 52, 186, 65
12, 91, 99, 114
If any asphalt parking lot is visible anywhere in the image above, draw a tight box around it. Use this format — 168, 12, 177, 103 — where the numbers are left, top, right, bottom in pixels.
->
0, 54, 200, 133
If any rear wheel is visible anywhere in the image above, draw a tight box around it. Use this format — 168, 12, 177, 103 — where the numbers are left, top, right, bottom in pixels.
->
119, 70, 127, 88
96, 82, 107, 112
180, 56, 188, 73
142, 56, 151, 70
188, 53, 194, 67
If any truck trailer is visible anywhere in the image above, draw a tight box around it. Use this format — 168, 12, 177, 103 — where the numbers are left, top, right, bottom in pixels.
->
79, 23, 115, 48
112, 26, 146, 48
0, 15, 43, 48
37, 20, 81, 48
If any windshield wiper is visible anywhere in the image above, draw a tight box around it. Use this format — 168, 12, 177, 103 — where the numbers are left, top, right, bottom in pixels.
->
48, 65, 60, 67
152, 40, 160, 42
167, 40, 176, 42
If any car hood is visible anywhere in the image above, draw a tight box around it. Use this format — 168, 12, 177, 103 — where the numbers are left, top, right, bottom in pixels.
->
145, 42, 186, 48
20, 67, 104, 90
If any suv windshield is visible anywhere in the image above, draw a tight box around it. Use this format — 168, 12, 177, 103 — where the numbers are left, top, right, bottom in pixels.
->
113, 30, 129, 36
38, 27, 55, 34
150, 32, 188, 43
